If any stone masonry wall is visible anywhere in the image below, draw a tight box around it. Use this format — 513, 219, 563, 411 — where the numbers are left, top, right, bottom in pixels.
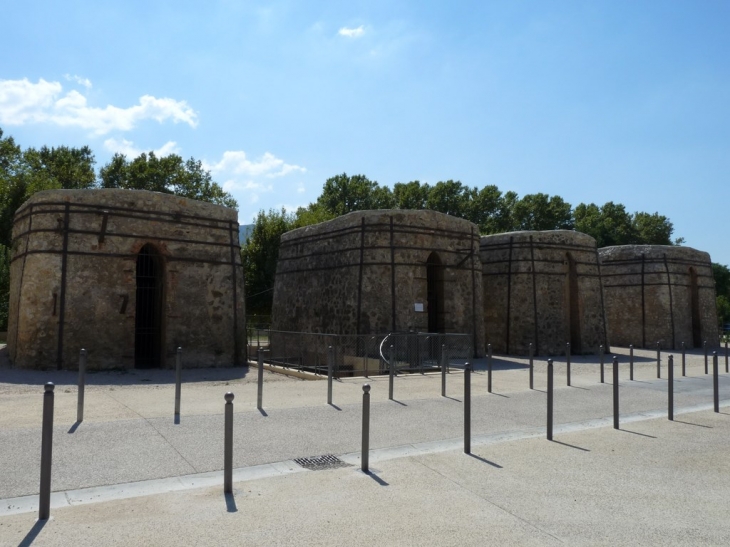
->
599, 245, 718, 350
481, 230, 607, 356
271, 210, 485, 357
8, 189, 245, 370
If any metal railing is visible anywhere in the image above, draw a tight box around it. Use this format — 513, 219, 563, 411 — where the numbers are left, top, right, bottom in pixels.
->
247, 329, 472, 378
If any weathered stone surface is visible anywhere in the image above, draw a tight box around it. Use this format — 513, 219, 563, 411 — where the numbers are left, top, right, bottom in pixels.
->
271, 210, 485, 357
7, 189, 245, 370
481, 230, 607, 356
599, 245, 718, 350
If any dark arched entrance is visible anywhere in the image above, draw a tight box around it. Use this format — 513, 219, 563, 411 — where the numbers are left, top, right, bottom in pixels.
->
689, 267, 702, 347
427, 252, 445, 333
135, 244, 163, 368
566, 252, 581, 353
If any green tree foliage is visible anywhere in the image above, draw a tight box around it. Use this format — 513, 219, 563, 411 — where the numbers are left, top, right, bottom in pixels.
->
99, 152, 237, 208
631, 212, 674, 245
511, 193, 574, 231
712, 263, 730, 329
393, 181, 430, 210
241, 208, 296, 316
574, 202, 635, 247
316, 173, 394, 217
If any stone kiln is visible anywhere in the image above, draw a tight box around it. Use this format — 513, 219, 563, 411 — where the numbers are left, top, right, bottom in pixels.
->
7, 189, 245, 370
480, 230, 608, 356
599, 245, 718, 350
271, 210, 484, 357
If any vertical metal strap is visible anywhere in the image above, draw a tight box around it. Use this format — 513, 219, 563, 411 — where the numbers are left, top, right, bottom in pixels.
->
356, 217, 365, 335
663, 253, 676, 349
57, 203, 70, 370
506, 236, 514, 353
390, 216, 396, 331
641, 253, 646, 348
529, 236, 539, 354
470, 227, 477, 358
229, 221, 240, 366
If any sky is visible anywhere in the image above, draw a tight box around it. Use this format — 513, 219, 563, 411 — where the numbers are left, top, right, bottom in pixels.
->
1, 1, 729, 262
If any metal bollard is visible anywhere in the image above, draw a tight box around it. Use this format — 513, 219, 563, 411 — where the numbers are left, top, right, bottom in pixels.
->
327, 346, 334, 405
441, 344, 447, 397
39, 382, 55, 520
629, 344, 634, 381
547, 359, 554, 441
529, 343, 534, 390
726, 339, 729, 373
613, 356, 619, 430
668, 355, 674, 421
600, 344, 604, 384
713, 351, 719, 413
681, 341, 686, 377
361, 384, 371, 472
656, 342, 661, 379
487, 343, 493, 393
388, 344, 395, 401
566, 342, 571, 387
257, 348, 264, 411
464, 361, 471, 454
704, 340, 708, 374
224, 392, 234, 494
175, 347, 182, 417
77, 349, 86, 423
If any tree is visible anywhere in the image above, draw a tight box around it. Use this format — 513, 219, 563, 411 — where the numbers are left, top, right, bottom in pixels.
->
426, 180, 470, 217
511, 193, 574, 231
99, 152, 237, 208
574, 201, 635, 247
393, 180, 431, 210
241, 208, 296, 316
23, 145, 96, 191
632, 212, 673, 245
316, 173, 393, 216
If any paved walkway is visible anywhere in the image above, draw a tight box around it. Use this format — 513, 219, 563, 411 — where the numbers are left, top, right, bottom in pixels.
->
1, 346, 730, 545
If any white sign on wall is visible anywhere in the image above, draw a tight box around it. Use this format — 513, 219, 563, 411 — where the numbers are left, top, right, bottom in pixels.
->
414, 302, 424, 312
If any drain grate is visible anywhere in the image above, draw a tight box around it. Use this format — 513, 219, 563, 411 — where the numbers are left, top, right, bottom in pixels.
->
293, 454, 351, 471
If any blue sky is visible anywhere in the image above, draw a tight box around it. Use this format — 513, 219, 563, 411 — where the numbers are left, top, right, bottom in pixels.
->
2, 1, 729, 263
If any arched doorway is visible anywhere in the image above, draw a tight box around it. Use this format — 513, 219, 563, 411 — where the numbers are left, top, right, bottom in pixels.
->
135, 244, 163, 368
427, 252, 445, 333
689, 267, 702, 347
565, 252, 581, 353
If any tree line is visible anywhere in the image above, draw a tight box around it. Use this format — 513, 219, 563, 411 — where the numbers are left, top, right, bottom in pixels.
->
243, 173, 683, 316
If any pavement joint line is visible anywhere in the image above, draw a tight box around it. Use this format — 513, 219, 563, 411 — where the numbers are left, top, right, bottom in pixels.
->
3, 398, 727, 517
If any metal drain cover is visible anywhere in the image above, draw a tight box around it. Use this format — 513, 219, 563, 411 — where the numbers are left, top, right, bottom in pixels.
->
293, 454, 350, 471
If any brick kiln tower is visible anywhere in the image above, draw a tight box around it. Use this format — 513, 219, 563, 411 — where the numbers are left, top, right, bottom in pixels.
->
271, 209, 485, 357
599, 245, 718, 350
480, 230, 608, 356
8, 189, 245, 370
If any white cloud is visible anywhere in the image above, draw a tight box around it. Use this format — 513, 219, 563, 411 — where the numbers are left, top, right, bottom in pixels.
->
205, 150, 305, 178
103, 138, 180, 157
0, 78, 198, 135
338, 25, 365, 38
64, 74, 92, 89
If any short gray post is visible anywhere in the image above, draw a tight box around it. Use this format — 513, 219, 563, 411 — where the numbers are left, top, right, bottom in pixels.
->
566, 342, 571, 387
361, 384, 371, 472
441, 344, 447, 397
668, 355, 674, 421
629, 344, 634, 381
39, 382, 55, 520
704, 340, 708, 374
487, 343, 493, 393
327, 346, 334, 405
547, 359, 553, 440
529, 342, 534, 390
257, 348, 264, 411
388, 344, 395, 401
713, 351, 719, 413
77, 349, 86, 423
681, 341, 686, 376
224, 392, 234, 494
656, 342, 661, 379
599, 344, 605, 384
464, 361, 471, 454
613, 356, 619, 430
175, 347, 182, 417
